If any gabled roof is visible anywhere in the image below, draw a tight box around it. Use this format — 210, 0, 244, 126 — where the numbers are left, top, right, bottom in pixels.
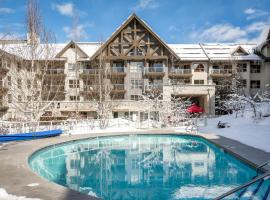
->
90, 13, 180, 60
267, 29, 270, 41
55, 40, 89, 58
231, 46, 248, 56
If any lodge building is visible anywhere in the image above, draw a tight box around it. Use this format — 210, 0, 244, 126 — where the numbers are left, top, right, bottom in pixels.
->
0, 14, 270, 121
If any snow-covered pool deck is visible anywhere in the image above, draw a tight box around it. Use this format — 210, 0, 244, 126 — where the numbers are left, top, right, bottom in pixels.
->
0, 130, 270, 200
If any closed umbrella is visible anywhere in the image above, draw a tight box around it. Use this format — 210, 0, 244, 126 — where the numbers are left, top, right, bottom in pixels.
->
187, 103, 204, 113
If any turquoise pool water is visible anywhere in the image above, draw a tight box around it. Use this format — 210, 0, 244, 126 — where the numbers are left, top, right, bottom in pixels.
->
29, 135, 256, 200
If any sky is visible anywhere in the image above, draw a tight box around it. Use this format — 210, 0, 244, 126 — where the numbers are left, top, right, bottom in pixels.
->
0, 0, 270, 44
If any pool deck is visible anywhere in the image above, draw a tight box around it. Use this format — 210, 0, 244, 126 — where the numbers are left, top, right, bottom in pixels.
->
0, 130, 270, 200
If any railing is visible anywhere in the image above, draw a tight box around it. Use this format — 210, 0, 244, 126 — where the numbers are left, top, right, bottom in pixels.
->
170, 68, 191, 74
46, 69, 65, 74
0, 117, 208, 135
82, 69, 100, 74
111, 67, 125, 73
144, 67, 164, 73
210, 69, 235, 74
256, 160, 270, 176
144, 84, 163, 90
215, 171, 270, 200
112, 84, 125, 90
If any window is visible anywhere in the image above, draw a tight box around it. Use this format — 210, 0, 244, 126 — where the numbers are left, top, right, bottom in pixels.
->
130, 95, 142, 101
131, 80, 143, 89
129, 62, 143, 73
238, 79, 247, 87
17, 62, 22, 71
7, 76, 11, 86
250, 64, 260, 73
69, 96, 80, 101
194, 80, 204, 84
27, 80, 31, 89
250, 80, 260, 89
17, 79, 21, 89
69, 80, 80, 88
237, 63, 247, 72
68, 63, 76, 71
27, 96, 31, 101
171, 78, 191, 85
194, 64, 204, 72
18, 95, 22, 102
8, 94, 12, 103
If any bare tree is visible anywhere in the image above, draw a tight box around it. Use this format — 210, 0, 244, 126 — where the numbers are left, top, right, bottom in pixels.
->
5, 0, 65, 122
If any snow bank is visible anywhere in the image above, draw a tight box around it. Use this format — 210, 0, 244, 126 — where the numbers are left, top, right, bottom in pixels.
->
0, 188, 41, 200
200, 114, 270, 153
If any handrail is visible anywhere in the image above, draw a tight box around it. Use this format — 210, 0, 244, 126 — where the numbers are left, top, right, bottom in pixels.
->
214, 171, 270, 200
256, 160, 270, 176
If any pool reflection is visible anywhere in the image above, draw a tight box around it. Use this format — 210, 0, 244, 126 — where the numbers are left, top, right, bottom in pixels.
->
30, 135, 256, 200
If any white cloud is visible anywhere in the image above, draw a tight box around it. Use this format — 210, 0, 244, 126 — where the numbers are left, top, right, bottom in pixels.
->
134, 0, 160, 10
63, 24, 93, 40
53, 3, 74, 17
168, 25, 179, 32
190, 19, 270, 44
0, 7, 14, 14
244, 8, 269, 20
191, 24, 247, 43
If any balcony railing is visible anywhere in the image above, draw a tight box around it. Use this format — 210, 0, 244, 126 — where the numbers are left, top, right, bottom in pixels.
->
144, 67, 164, 73
46, 69, 65, 74
82, 69, 100, 75
112, 84, 125, 91
210, 69, 234, 75
170, 68, 192, 74
111, 67, 125, 73
144, 83, 163, 91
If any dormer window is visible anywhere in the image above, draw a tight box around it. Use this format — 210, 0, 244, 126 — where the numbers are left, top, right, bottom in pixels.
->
232, 46, 248, 56
194, 64, 204, 72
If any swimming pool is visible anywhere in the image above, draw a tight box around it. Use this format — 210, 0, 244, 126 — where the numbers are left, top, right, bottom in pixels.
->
29, 135, 256, 199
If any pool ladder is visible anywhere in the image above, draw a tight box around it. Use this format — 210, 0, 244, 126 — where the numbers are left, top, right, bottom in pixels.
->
215, 160, 270, 200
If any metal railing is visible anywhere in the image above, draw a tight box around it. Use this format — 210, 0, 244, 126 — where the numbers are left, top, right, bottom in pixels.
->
82, 69, 100, 74
256, 160, 270, 176
111, 67, 125, 73
210, 69, 235, 74
215, 171, 270, 199
112, 84, 125, 90
46, 69, 65, 74
0, 117, 208, 135
170, 68, 191, 74
144, 67, 164, 73
144, 84, 163, 90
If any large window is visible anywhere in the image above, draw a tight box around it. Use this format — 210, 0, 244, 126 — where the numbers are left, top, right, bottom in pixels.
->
237, 63, 247, 72
69, 80, 80, 88
250, 64, 261, 73
129, 62, 143, 73
69, 96, 80, 101
131, 79, 143, 89
194, 80, 204, 84
238, 79, 247, 87
250, 80, 260, 89
130, 95, 142, 101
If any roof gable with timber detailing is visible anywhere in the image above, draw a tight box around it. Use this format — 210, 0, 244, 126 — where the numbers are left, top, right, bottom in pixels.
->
55, 41, 89, 59
231, 46, 249, 56
90, 13, 180, 61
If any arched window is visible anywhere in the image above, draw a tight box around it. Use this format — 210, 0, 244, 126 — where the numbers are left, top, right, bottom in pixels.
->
195, 64, 204, 72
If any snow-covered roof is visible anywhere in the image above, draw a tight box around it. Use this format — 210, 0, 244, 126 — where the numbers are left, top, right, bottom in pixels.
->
0, 40, 262, 61
168, 43, 261, 61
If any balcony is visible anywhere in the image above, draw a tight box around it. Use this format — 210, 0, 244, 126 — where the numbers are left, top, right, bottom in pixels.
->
169, 68, 192, 77
111, 84, 126, 93
110, 67, 126, 77
144, 67, 165, 77
45, 69, 65, 78
144, 83, 163, 92
80, 69, 100, 78
210, 69, 235, 77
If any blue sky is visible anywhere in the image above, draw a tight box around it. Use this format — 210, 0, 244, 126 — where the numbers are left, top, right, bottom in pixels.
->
0, 0, 269, 44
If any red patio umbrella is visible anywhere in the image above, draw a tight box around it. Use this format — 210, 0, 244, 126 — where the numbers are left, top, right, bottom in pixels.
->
187, 103, 204, 113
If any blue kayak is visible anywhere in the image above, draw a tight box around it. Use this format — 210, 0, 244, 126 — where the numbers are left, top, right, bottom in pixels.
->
0, 129, 62, 142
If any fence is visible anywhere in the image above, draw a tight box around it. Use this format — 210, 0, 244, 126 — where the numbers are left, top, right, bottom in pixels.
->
0, 117, 208, 135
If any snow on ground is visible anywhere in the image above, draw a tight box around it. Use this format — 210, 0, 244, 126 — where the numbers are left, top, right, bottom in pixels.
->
200, 114, 270, 153
0, 188, 41, 200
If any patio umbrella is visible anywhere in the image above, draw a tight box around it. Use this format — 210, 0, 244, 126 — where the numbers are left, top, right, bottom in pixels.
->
187, 103, 204, 113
